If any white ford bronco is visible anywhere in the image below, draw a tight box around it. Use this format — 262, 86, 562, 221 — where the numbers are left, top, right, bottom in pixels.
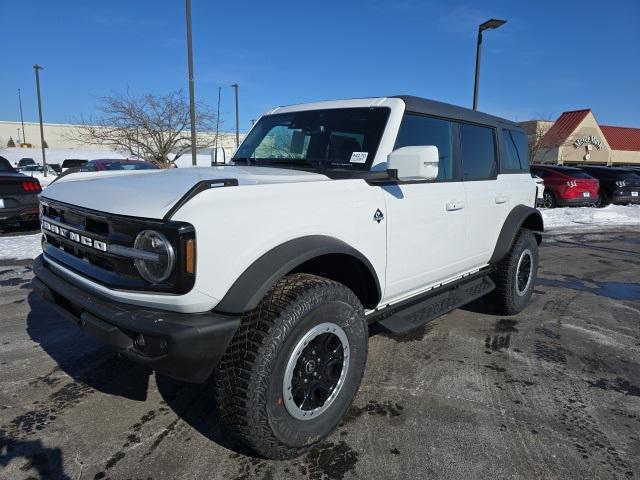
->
33, 96, 543, 459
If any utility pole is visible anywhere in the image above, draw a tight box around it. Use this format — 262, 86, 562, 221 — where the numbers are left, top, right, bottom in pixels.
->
472, 19, 506, 110
231, 83, 239, 148
33, 64, 48, 177
18, 88, 26, 145
186, 0, 198, 166
214, 86, 221, 165
17, 128, 21, 144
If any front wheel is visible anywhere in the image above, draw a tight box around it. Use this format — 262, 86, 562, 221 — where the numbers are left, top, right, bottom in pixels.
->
488, 229, 539, 315
215, 274, 368, 459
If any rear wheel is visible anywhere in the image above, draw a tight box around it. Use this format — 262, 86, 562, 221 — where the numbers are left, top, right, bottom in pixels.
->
541, 190, 556, 209
489, 229, 539, 315
594, 194, 608, 208
215, 273, 368, 459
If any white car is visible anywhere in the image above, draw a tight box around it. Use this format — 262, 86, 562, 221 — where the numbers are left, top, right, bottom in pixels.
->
33, 95, 543, 459
532, 174, 545, 205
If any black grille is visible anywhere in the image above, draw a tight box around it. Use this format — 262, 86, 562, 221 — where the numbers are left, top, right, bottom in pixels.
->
40, 198, 196, 293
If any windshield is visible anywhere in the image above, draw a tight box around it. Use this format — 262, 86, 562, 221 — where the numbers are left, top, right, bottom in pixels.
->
233, 107, 390, 171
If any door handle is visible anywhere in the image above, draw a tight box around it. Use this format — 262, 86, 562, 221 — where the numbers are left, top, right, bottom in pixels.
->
495, 194, 509, 204
446, 200, 465, 211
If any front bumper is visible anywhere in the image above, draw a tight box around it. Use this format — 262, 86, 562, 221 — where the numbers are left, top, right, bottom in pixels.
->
612, 193, 640, 204
32, 255, 240, 383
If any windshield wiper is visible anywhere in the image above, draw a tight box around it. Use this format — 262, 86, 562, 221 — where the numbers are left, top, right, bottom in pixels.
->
232, 157, 257, 165
265, 159, 326, 170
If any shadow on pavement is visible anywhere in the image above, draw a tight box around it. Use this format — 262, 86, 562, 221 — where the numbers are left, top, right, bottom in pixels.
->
26, 291, 152, 401
0, 438, 70, 480
155, 374, 257, 457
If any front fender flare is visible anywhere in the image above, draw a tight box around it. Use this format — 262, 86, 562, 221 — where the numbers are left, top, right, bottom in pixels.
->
490, 205, 544, 264
215, 235, 381, 314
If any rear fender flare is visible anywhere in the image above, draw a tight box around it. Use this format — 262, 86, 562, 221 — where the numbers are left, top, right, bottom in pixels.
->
490, 205, 544, 264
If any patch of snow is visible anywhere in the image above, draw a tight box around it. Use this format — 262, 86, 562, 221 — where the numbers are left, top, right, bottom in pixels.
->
541, 204, 640, 231
0, 234, 42, 260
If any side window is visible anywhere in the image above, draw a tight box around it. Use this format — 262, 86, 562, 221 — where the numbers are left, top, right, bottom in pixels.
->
460, 123, 497, 180
501, 129, 530, 172
510, 130, 529, 169
395, 114, 457, 181
501, 129, 522, 171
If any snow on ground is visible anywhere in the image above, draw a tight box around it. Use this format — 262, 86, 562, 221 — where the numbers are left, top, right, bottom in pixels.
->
0, 234, 42, 260
1, 205, 639, 260
541, 204, 640, 231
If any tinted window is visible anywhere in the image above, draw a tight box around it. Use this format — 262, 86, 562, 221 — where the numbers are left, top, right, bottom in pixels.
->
103, 162, 156, 171
501, 130, 521, 170
62, 159, 87, 168
460, 124, 496, 180
395, 114, 457, 181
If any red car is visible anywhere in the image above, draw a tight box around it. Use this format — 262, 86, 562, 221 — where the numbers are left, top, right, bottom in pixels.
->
531, 165, 599, 208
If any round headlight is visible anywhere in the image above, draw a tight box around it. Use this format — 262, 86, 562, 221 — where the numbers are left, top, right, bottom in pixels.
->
133, 230, 175, 284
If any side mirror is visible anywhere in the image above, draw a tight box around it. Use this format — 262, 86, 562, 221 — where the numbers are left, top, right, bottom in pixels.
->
387, 146, 439, 181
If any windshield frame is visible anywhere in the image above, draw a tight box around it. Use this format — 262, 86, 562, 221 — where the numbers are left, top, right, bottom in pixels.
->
233, 107, 391, 172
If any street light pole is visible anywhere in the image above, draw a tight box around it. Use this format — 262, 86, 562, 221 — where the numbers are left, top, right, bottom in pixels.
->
231, 83, 239, 148
33, 64, 48, 177
185, 0, 198, 166
214, 86, 221, 165
18, 88, 26, 145
472, 18, 506, 111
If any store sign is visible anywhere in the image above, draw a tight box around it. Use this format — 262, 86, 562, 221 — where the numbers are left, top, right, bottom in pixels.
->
573, 135, 603, 150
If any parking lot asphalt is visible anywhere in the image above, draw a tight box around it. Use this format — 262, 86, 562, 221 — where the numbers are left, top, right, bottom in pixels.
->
1, 229, 639, 480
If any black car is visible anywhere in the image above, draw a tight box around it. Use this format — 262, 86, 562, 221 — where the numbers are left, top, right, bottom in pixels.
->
0, 156, 42, 225
577, 166, 640, 206
17, 158, 36, 169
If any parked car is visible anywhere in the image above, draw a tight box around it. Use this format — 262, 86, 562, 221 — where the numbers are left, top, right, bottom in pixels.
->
532, 174, 545, 206
530, 165, 599, 208
61, 159, 88, 173
33, 95, 542, 459
577, 166, 640, 206
0, 155, 41, 225
16, 158, 36, 169
79, 159, 158, 171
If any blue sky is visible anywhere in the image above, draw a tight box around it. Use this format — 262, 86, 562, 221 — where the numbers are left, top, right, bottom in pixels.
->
2, 0, 639, 132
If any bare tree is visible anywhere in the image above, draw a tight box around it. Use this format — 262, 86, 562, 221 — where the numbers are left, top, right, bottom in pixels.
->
65, 90, 220, 165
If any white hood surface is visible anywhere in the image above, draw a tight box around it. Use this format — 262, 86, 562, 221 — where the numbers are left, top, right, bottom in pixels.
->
42, 166, 329, 219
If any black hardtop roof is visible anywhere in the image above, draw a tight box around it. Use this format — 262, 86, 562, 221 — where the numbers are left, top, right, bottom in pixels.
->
394, 95, 521, 129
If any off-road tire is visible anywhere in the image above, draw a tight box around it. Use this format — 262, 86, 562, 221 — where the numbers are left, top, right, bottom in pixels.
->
214, 273, 368, 460
488, 229, 539, 315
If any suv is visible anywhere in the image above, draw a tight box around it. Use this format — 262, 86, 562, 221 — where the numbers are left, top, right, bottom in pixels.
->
530, 165, 599, 208
32, 96, 542, 459
577, 166, 640, 206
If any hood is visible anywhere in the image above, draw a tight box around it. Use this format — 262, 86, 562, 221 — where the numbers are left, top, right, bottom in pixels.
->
41, 165, 329, 219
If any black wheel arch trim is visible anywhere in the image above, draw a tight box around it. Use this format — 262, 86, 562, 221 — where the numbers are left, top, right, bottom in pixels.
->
215, 235, 382, 314
490, 205, 544, 264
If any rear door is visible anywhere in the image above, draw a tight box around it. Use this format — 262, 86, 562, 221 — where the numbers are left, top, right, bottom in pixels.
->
383, 113, 468, 301
460, 123, 508, 267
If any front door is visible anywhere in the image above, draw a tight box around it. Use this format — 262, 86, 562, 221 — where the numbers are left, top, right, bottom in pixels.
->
381, 113, 468, 302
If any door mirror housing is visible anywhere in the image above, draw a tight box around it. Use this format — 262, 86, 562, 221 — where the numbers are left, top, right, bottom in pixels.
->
387, 146, 439, 181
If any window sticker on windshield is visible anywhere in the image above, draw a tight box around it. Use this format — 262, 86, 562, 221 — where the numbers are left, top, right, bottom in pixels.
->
350, 152, 368, 163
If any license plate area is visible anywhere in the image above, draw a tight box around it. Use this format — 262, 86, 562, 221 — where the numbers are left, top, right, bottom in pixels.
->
632, 191, 639, 197
582, 192, 590, 197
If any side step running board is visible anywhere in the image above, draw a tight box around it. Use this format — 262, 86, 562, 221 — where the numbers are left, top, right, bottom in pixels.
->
370, 271, 495, 333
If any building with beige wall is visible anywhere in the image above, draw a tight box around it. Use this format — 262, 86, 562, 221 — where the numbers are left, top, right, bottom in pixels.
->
521, 110, 640, 166
0, 120, 243, 160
